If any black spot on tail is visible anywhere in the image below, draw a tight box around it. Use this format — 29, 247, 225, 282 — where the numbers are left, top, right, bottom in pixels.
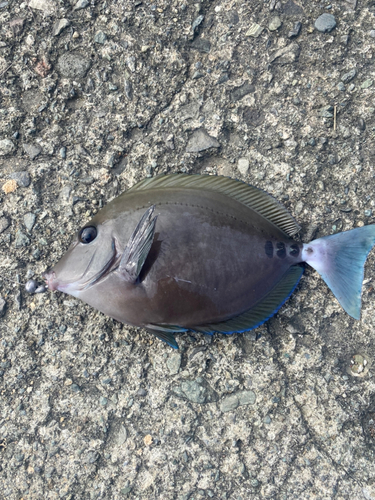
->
265, 241, 273, 258
276, 242, 286, 258
289, 244, 300, 257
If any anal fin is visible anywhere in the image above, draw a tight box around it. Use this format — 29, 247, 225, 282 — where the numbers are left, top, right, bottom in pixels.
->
146, 324, 188, 349
194, 265, 304, 334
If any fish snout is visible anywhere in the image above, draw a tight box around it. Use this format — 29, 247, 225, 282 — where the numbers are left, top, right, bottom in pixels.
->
42, 269, 58, 291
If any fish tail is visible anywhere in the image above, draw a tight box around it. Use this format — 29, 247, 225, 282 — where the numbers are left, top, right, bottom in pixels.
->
301, 225, 375, 319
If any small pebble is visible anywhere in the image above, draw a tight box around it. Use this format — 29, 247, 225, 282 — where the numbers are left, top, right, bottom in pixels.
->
73, 0, 89, 10
364, 209, 373, 217
361, 79, 373, 89
186, 129, 220, 153
24, 212, 36, 231
23, 143, 41, 160
94, 31, 107, 44
52, 18, 70, 36
0, 216, 10, 234
0, 139, 16, 155
341, 69, 356, 83
246, 23, 264, 38
288, 21, 302, 38
192, 71, 204, 80
0, 296, 6, 317
314, 14, 336, 33
25, 279, 38, 293
238, 158, 249, 176
144, 434, 153, 446
269, 16, 282, 31
9, 171, 31, 187
15, 230, 30, 248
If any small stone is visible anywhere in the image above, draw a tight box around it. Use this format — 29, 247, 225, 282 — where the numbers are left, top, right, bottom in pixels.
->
269, 16, 282, 31
341, 34, 350, 45
337, 82, 345, 91
59, 185, 72, 205
341, 69, 356, 83
192, 71, 204, 80
191, 38, 211, 53
246, 23, 264, 38
57, 53, 91, 79
124, 79, 133, 100
9, 171, 31, 187
220, 394, 239, 413
115, 425, 127, 446
24, 213, 36, 231
94, 31, 107, 44
73, 0, 89, 10
370, 30, 375, 38
79, 176, 94, 185
238, 158, 249, 176
270, 42, 300, 64
0, 139, 16, 155
71, 383, 81, 393
25, 279, 38, 293
167, 352, 181, 375
15, 230, 30, 248
216, 73, 229, 85
238, 390, 256, 406
288, 21, 302, 38
314, 14, 336, 33
174, 377, 218, 404
186, 128, 220, 153
52, 18, 70, 36
144, 435, 153, 446
2, 179, 17, 194
15, 290, 22, 310
361, 79, 373, 89
192, 14, 204, 31
0, 296, 6, 317
86, 451, 100, 464
28, 0, 55, 14
348, 353, 370, 377
100, 396, 108, 406
230, 82, 255, 102
364, 209, 373, 217
60, 147, 66, 159
0, 216, 10, 234
23, 143, 41, 160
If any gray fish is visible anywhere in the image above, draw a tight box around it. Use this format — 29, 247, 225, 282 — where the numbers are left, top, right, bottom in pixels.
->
43, 174, 375, 348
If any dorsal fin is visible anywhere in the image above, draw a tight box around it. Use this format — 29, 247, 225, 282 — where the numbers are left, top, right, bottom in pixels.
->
128, 174, 300, 236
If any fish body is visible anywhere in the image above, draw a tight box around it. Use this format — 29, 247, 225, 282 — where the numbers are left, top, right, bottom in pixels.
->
43, 175, 375, 348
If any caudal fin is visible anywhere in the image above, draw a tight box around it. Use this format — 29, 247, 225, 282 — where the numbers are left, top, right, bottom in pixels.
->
302, 225, 375, 319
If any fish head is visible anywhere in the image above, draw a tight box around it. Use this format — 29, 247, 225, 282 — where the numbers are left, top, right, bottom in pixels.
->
43, 213, 121, 297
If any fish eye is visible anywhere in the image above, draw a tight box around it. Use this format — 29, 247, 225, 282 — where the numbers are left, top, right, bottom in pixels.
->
79, 226, 97, 244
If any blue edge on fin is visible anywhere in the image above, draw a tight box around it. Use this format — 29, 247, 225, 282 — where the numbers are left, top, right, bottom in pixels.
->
158, 270, 304, 349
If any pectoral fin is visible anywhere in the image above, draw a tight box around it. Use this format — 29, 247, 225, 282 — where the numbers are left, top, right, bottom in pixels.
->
119, 205, 157, 283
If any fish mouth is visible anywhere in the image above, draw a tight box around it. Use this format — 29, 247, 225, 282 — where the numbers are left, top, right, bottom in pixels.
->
43, 238, 121, 293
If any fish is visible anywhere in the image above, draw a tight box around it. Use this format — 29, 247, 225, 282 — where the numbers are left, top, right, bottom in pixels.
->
42, 174, 375, 349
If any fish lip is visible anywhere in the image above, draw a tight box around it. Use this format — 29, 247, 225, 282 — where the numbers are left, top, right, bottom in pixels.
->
42, 269, 57, 291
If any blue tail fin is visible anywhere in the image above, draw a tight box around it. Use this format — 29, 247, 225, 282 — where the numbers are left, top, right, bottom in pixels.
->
302, 225, 375, 319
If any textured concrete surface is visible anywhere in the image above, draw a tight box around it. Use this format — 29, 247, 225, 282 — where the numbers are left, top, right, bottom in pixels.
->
1, 0, 375, 499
